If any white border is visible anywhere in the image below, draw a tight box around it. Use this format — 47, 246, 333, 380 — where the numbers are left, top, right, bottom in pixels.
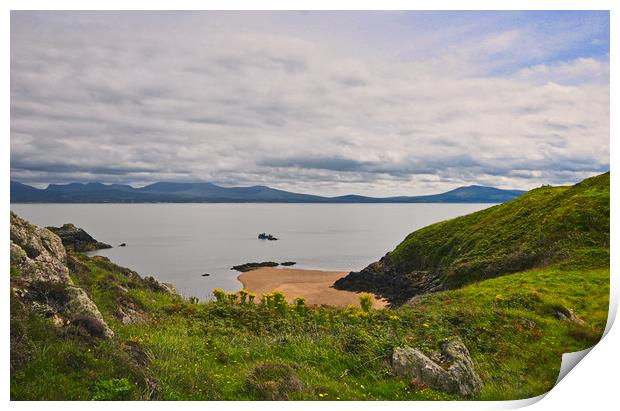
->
2, 1, 616, 410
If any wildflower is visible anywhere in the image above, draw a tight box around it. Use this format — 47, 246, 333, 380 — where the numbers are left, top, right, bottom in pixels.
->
226, 292, 238, 304
389, 315, 401, 321
213, 288, 226, 303
238, 289, 249, 304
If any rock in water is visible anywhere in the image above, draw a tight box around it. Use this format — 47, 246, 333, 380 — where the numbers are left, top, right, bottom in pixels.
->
47, 223, 112, 252
231, 261, 280, 272
391, 338, 482, 396
258, 233, 278, 241
280, 261, 296, 266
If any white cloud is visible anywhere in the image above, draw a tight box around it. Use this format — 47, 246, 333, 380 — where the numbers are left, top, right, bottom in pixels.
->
10, 11, 609, 196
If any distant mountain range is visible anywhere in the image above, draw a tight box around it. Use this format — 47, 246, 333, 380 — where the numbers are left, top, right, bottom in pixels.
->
10, 180, 526, 204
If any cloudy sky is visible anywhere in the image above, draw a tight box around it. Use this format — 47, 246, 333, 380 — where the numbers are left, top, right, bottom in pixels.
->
10, 11, 609, 196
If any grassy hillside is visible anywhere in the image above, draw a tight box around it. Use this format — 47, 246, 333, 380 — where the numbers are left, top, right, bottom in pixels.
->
335, 172, 609, 304
10, 173, 610, 400
11, 255, 608, 400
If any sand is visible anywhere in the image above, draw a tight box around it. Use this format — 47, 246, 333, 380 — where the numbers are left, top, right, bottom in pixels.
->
237, 267, 387, 309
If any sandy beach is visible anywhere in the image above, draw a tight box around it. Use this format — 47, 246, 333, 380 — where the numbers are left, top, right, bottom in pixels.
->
238, 267, 387, 309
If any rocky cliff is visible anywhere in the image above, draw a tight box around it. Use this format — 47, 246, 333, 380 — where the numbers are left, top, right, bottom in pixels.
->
10, 212, 114, 339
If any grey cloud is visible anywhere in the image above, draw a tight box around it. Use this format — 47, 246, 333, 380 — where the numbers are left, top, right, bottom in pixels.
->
10, 11, 610, 196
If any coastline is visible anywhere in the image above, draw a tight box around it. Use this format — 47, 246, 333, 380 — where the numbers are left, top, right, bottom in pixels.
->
237, 267, 387, 309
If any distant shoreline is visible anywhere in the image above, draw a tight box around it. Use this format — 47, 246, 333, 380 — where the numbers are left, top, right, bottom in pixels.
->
11, 180, 526, 204
10, 201, 500, 205
237, 267, 387, 309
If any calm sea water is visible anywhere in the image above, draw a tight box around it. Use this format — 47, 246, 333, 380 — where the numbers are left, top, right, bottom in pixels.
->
11, 203, 492, 298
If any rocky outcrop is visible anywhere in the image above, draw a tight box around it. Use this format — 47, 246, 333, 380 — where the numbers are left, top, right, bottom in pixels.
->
391, 338, 482, 397
333, 257, 442, 306
10, 212, 114, 339
46, 223, 112, 252
231, 261, 279, 272
231, 261, 297, 272
280, 261, 296, 266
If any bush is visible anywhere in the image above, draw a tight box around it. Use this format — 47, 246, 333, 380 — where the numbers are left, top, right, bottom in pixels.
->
272, 291, 288, 315
226, 292, 238, 304
359, 293, 373, 312
213, 288, 226, 303
238, 289, 249, 304
294, 297, 306, 315
261, 293, 271, 308
92, 378, 134, 400
246, 363, 303, 400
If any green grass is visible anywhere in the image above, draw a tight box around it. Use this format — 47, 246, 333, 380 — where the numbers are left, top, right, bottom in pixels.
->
11, 254, 608, 400
387, 172, 609, 289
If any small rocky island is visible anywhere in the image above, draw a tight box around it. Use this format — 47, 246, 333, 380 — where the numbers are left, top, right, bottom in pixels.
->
47, 223, 112, 252
258, 233, 278, 241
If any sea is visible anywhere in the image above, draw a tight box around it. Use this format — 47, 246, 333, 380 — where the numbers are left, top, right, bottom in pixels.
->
11, 203, 492, 298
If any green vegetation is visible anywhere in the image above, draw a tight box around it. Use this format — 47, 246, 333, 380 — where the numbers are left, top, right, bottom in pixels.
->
11, 254, 608, 400
389, 172, 609, 288
10, 173, 609, 400
335, 172, 609, 304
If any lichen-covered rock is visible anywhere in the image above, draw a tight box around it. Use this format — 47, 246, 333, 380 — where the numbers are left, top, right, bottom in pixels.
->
46, 223, 112, 252
10, 212, 114, 339
63, 286, 114, 338
10, 212, 71, 285
391, 338, 482, 396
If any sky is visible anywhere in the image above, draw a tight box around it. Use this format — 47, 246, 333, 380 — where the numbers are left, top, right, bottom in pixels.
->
10, 11, 610, 196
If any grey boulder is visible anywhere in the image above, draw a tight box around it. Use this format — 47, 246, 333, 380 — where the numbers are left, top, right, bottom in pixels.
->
391, 338, 482, 397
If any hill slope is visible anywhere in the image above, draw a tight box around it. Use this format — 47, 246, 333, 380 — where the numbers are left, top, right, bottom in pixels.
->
335, 172, 610, 305
10, 180, 525, 203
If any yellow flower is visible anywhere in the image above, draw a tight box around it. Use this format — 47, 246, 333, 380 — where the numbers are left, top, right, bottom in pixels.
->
389, 315, 401, 321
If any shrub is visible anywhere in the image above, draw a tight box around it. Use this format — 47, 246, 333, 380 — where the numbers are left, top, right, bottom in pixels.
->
272, 291, 288, 315
294, 297, 306, 315
238, 289, 249, 304
262, 293, 274, 309
359, 293, 373, 312
92, 378, 134, 400
246, 363, 303, 400
226, 292, 239, 305
213, 288, 226, 303
188, 296, 199, 305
